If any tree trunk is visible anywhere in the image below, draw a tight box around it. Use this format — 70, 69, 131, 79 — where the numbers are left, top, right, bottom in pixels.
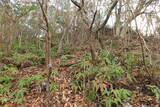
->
114, 0, 122, 36
57, 29, 65, 54
38, 0, 52, 88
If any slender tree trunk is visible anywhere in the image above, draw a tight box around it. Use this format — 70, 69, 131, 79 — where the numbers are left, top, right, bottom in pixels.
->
57, 28, 65, 54
114, 0, 122, 36
38, 0, 52, 87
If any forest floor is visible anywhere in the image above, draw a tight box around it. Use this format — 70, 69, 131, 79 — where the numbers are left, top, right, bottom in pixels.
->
2, 50, 94, 107
0, 36, 160, 107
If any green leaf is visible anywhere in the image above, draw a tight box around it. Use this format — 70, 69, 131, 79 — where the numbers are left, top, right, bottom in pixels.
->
49, 81, 58, 91
0, 97, 10, 104
147, 85, 160, 100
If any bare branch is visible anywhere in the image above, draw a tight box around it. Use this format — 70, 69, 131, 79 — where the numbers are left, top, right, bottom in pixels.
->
81, 0, 84, 7
145, 0, 156, 7
97, 0, 118, 31
37, 0, 49, 32
71, 0, 81, 11
90, 10, 97, 30
38, 23, 47, 31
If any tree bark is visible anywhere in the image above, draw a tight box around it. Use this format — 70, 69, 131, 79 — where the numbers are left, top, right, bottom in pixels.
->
38, 0, 52, 87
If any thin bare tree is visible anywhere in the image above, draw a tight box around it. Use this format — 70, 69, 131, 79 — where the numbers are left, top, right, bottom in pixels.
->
38, 0, 52, 85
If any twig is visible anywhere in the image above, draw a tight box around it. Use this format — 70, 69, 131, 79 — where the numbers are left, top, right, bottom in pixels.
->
71, 0, 82, 11
96, 0, 118, 32
90, 10, 97, 30
38, 0, 49, 32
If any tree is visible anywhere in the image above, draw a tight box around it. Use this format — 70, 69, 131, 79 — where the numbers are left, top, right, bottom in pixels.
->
38, 0, 52, 83
71, 0, 118, 63
118, 0, 158, 37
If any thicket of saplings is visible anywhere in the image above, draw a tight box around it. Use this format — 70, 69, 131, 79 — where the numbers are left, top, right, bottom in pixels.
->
0, 38, 159, 106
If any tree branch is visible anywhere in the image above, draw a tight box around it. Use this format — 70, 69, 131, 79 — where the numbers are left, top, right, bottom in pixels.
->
97, 0, 118, 32
90, 10, 97, 30
37, 0, 49, 32
71, 0, 82, 11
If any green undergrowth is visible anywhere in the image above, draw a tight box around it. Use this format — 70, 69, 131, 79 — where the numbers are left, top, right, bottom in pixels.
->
12, 75, 43, 103
1, 40, 160, 106
70, 50, 160, 106
0, 64, 58, 104
60, 54, 74, 61
147, 85, 160, 100
0, 65, 16, 104
1, 40, 59, 68
0, 40, 59, 104
70, 50, 133, 106
123, 54, 139, 70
